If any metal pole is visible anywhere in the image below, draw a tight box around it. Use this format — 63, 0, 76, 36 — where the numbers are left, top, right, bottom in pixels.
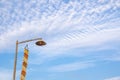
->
13, 40, 18, 80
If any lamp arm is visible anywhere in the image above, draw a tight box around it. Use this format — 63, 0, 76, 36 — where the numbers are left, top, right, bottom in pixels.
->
18, 38, 42, 44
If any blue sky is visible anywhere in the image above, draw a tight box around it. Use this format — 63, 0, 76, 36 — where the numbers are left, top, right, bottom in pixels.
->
0, 0, 120, 80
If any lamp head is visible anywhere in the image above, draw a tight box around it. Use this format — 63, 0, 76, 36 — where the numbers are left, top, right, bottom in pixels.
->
35, 39, 46, 46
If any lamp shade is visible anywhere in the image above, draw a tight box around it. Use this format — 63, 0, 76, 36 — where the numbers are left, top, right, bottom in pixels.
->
35, 40, 46, 46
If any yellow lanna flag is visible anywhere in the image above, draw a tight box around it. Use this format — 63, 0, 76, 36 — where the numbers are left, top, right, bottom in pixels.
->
20, 46, 29, 80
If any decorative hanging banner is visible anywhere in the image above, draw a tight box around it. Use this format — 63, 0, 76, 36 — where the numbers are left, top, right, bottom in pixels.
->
20, 45, 29, 80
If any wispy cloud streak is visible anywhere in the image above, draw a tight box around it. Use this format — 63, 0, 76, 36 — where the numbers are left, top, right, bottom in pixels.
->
48, 61, 94, 72
104, 76, 120, 80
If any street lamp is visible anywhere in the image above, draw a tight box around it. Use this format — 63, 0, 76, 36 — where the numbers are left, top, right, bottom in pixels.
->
13, 38, 46, 80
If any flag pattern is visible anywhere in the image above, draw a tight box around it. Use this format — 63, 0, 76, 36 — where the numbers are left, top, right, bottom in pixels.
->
20, 48, 29, 80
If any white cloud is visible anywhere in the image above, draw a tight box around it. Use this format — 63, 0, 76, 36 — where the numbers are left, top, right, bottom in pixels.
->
48, 61, 95, 72
0, 68, 12, 80
0, 0, 120, 57
40, 27, 120, 56
0, 68, 21, 80
103, 52, 120, 61
105, 76, 120, 80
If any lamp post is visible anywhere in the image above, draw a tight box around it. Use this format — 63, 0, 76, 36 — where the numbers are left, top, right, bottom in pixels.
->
13, 38, 46, 80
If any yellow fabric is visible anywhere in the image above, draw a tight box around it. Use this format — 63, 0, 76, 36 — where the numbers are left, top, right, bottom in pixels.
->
20, 48, 29, 80
22, 66, 26, 71
24, 49, 29, 54
20, 75, 25, 80
23, 57, 28, 63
